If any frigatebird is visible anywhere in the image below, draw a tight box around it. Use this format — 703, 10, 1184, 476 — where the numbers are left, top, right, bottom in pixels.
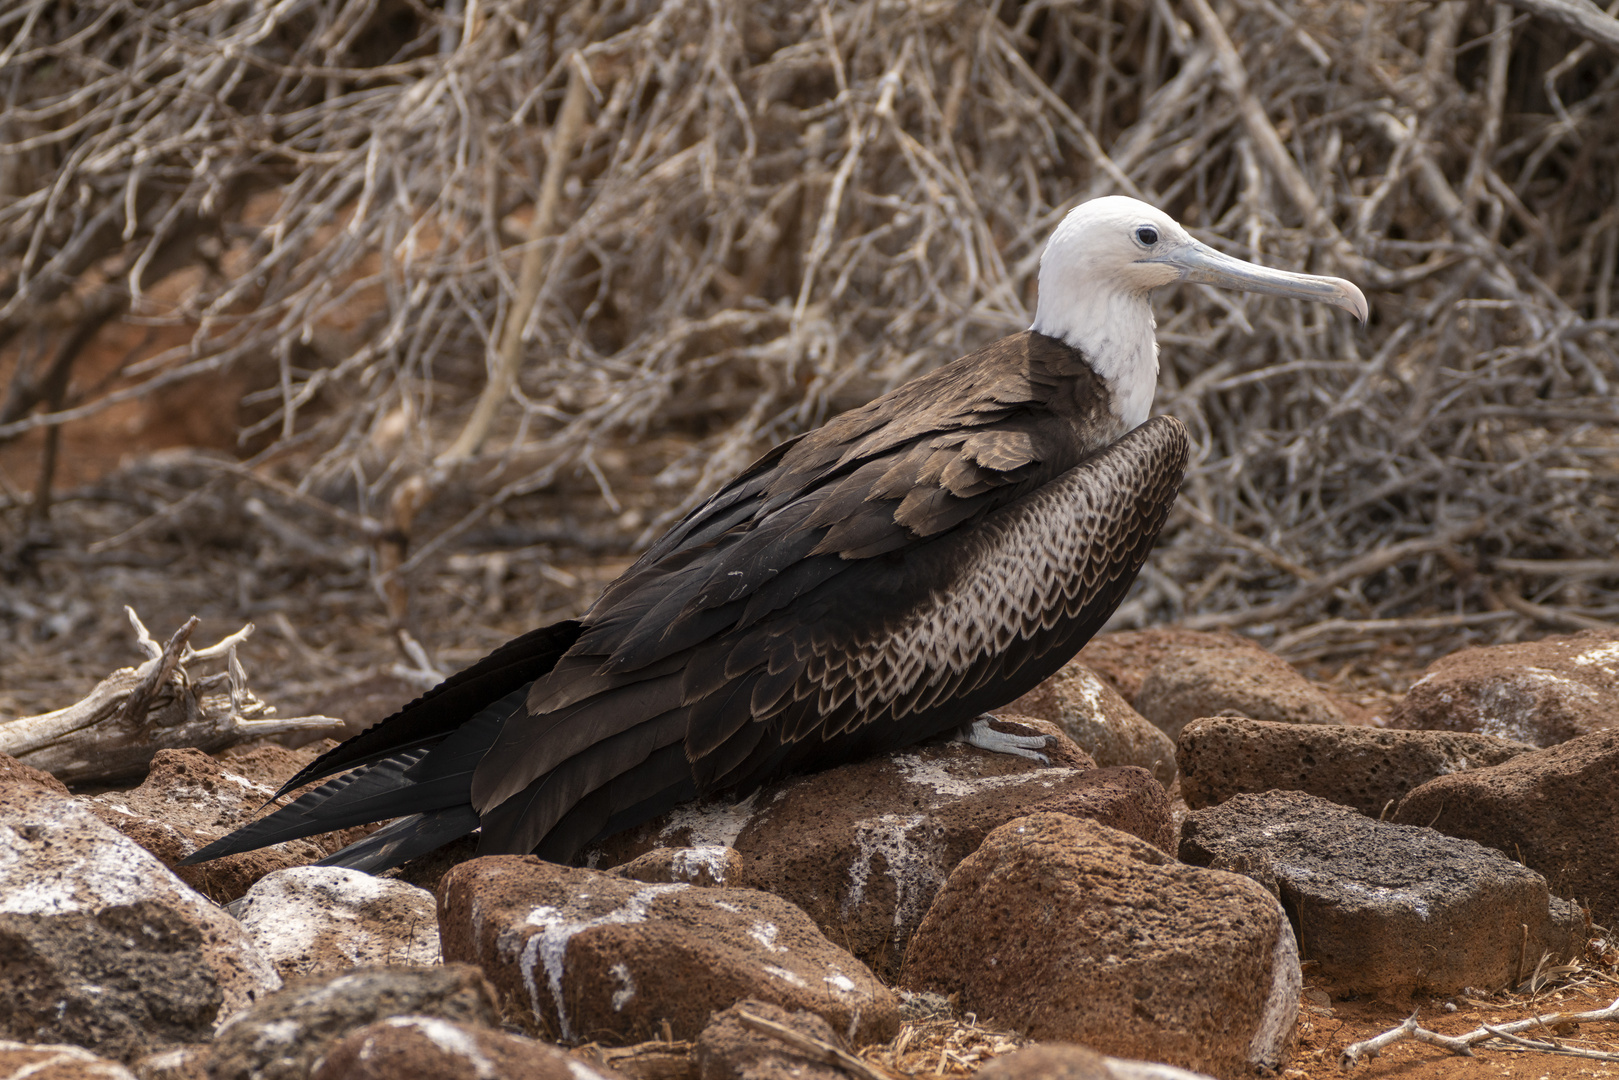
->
185, 196, 1367, 872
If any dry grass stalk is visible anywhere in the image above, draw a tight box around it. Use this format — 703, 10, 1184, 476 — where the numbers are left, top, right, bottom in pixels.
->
2, 0, 1617, 667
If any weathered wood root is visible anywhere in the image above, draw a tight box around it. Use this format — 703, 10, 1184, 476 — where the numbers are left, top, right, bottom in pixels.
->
0, 606, 345, 784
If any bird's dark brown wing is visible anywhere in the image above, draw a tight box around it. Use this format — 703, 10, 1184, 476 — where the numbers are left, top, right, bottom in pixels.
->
468, 333, 1107, 813
472, 408, 1187, 860
187, 331, 1185, 873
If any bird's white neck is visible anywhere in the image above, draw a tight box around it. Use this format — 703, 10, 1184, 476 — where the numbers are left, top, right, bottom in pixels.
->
1030, 286, 1160, 432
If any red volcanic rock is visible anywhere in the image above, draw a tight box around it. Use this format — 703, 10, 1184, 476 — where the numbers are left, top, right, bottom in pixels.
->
207, 965, 500, 1080
1181, 791, 1584, 997
0, 1042, 139, 1080
1007, 663, 1177, 785
438, 856, 898, 1046
310, 1016, 617, 1080
88, 745, 371, 903
1134, 648, 1351, 740
1076, 628, 1271, 702
1177, 716, 1535, 815
1387, 629, 1619, 746
0, 787, 280, 1058
696, 1000, 846, 1080
1395, 727, 1619, 928
900, 813, 1298, 1079
611, 845, 744, 888
0, 751, 71, 794
235, 865, 440, 978
976, 1044, 1220, 1080
597, 737, 1170, 982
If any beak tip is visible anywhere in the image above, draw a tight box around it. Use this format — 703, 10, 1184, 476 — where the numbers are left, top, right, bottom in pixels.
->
1335, 278, 1370, 323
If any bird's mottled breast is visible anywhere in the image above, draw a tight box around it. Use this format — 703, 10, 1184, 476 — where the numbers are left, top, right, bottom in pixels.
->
812, 414, 1189, 720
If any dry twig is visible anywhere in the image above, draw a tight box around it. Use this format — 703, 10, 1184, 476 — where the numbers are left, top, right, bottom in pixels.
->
2, 0, 1616, 668
1341, 996, 1619, 1069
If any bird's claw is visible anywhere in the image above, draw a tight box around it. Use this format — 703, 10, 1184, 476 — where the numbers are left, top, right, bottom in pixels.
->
956, 715, 1053, 764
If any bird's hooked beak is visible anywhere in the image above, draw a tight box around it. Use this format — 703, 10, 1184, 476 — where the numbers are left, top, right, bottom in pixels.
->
1152, 240, 1369, 322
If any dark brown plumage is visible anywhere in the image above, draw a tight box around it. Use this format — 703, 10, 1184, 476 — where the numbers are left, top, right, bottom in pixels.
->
185, 195, 1364, 873
185, 331, 1186, 871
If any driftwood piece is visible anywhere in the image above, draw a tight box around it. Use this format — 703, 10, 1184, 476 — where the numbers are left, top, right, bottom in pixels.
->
1341, 996, 1619, 1069
0, 607, 345, 785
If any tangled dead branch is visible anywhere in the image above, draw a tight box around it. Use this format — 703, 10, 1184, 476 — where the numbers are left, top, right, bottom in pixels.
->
1, 0, 1616, 672
0, 606, 343, 783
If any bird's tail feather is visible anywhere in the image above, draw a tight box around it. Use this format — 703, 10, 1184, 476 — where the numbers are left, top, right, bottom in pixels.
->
181, 687, 527, 867
315, 806, 483, 873
269, 619, 583, 799
533, 742, 700, 863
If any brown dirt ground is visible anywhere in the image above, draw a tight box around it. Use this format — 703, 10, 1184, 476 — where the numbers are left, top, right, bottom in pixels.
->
849, 981, 1619, 1080
1289, 983, 1619, 1080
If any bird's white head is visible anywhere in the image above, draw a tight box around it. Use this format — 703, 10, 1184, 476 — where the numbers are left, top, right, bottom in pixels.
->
1031, 195, 1368, 431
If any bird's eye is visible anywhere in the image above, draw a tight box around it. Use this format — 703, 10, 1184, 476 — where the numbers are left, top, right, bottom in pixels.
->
1136, 226, 1159, 246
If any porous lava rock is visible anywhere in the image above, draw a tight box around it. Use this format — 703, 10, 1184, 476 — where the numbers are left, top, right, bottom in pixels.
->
130, 1046, 208, 1080
1180, 790, 1585, 997
235, 865, 440, 978
1006, 662, 1177, 785
309, 1015, 620, 1080
975, 1044, 1219, 1080
1177, 716, 1536, 815
1075, 628, 1269, 702
1386, 629, 1619, 746
438, 856, 898, 1046
0, 901, 222, 1063
1077, 628, 1367, 721
696, 999, 845, 1080
387, 835, 481, 894
611, 845, 743, 887
87, 746, 371, 903
206, 964, 500, 1080
1133, 649, 1351, 740
0, 786, 279, 1053
899, 812, 1299, 1079
0, 750, 71, 794
0, 1041, 138, 1080
597, 740, 1171, 981
1394, 727, 1619, 928
213, 738, 341, 788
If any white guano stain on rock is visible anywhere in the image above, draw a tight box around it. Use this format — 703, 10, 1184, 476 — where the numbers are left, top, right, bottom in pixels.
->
382, 1016, 499, 1080
749, 921, 785, 953
842, 813, 940, 930
609, 962, 636, 1011
1572, 642, 1619, 672
671, 845, 732, 884
568, 1060, 617, 1080
657, 795, 758, 849
762, 964, 807, 988
250, 1017, 303, 1051
1071, 669, 1109, 715
238, 866, 439, 972
890, 754, 1072, 798
823, 969, 857, 994
515, 884, 686, 1041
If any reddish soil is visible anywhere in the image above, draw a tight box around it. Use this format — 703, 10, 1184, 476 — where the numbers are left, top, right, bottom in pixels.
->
1290, 984, 1619, 1080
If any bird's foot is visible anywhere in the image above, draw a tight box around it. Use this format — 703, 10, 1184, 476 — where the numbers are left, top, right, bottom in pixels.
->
955, 715, 1054, 764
